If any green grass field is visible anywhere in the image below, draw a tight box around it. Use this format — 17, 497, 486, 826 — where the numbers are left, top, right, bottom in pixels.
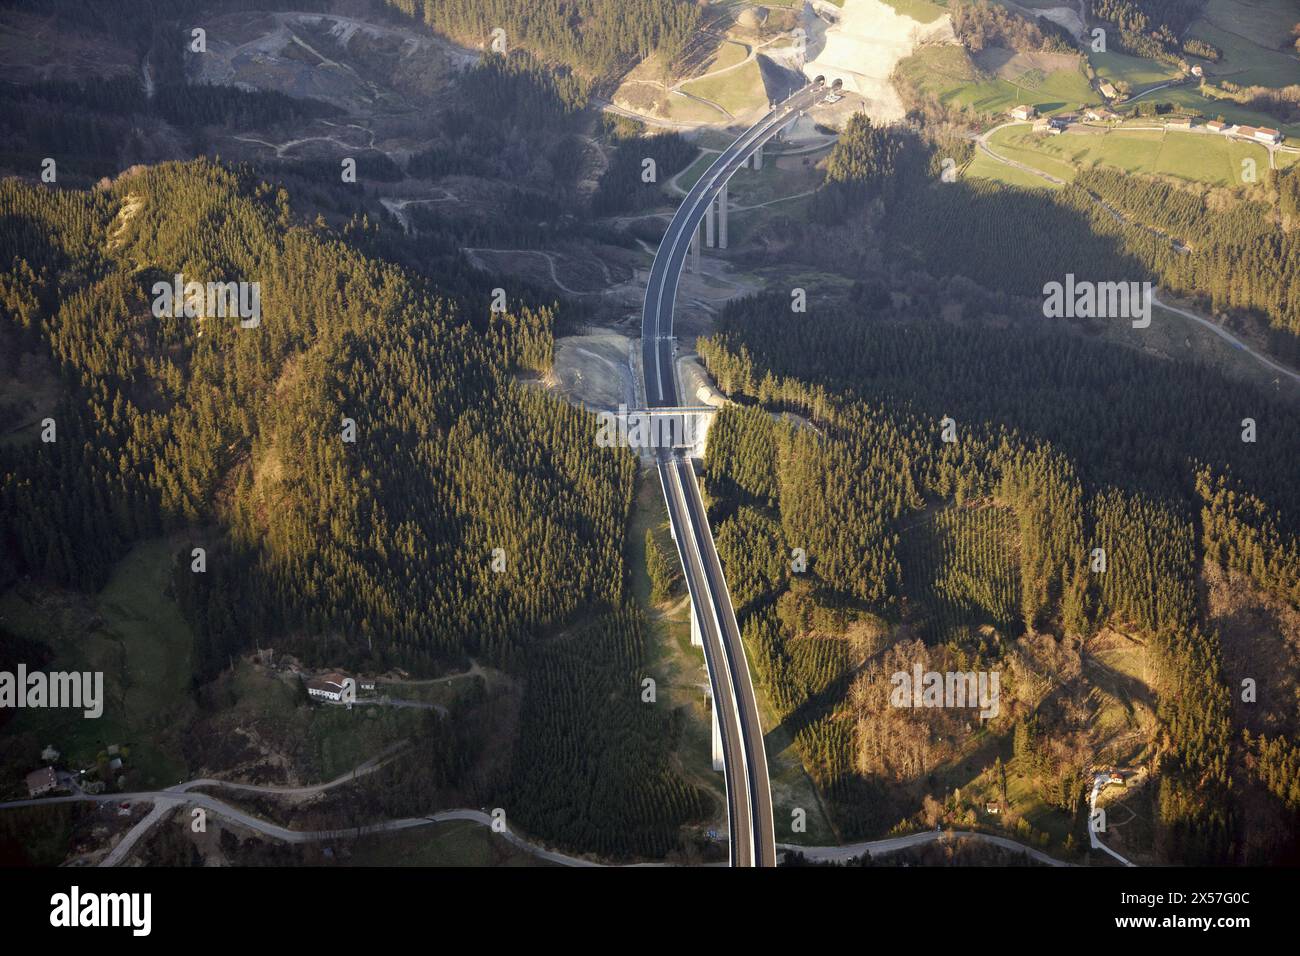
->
965, 148, 1062, 188
0, 539, 195, 790
1195, 0, 1298, 47
898, 46, 1096, 117
679, 57, 768, 116
1189, 0, 1300, 89
379, 668, 492, 710
987, 128, 1085, 181
1088, 49, 1182, 91
675, 151, 716, 192
704, 39, 748, 74
984, 126, 1277, 187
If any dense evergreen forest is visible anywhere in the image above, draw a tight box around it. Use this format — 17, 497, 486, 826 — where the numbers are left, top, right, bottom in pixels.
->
591, 123, 696, 216
698, 97, 1299, 865
2, 0, 1294, 865
506, 607, 713, 857
699, 288, 1298, 860
382, 0, 701, 82
0, 0, 723, 859
1088, 0, 1207, 61
0, 160, 627, 678
0, 158, 714, 858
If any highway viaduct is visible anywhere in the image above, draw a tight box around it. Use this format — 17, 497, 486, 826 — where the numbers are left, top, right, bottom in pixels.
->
638, 81, 829, 867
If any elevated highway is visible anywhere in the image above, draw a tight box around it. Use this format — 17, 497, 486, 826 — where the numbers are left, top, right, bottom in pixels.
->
641, 81, 827, 867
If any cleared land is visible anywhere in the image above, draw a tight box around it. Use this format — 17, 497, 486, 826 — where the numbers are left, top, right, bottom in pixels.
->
189, 660, 429, 785
679, 57, 769, 116
807, 0, 958, 121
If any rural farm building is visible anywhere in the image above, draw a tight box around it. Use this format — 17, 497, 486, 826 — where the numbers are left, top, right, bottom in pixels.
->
306, 673, 352, 702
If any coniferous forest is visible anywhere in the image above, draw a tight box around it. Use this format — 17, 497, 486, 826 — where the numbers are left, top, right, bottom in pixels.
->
699, 283, 1297, 861
697, 89, 1300, 865
0, 156, 709, 858
1, 0, 1298, 872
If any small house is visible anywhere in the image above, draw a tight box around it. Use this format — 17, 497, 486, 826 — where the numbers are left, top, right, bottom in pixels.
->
1254, 127, 1283, 145
1099, 81, 1118, 100
1205, 120, 1229, 133
25, 767, 58, 798
1010, 104, 1037, 121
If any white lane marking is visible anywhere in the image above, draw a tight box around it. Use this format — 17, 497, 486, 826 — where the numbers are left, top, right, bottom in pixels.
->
644, 91, 813, 404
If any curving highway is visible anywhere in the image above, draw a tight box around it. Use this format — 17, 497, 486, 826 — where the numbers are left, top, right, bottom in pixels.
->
642, 82, 825, 866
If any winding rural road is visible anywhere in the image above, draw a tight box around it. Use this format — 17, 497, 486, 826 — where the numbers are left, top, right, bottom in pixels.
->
784, 829, 1074, 866
0, 745, 595, 867
3, 746, 1073, 868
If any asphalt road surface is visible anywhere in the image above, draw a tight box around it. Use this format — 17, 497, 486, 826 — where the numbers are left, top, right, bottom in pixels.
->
640, 85, 822, 865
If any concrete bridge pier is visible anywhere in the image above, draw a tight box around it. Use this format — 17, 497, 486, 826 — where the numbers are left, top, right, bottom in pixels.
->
693, 596, 723, 772
705, 683, 725, 772
712, 701, 724, 771
752, 144, 763, 171
718, 182, 728, 250
705, 193, 716, 248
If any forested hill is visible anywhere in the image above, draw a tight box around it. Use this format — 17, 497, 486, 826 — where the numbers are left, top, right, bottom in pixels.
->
697, 293, 1299, 862
383, 0, 701, 82
0, 160, 636, 677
